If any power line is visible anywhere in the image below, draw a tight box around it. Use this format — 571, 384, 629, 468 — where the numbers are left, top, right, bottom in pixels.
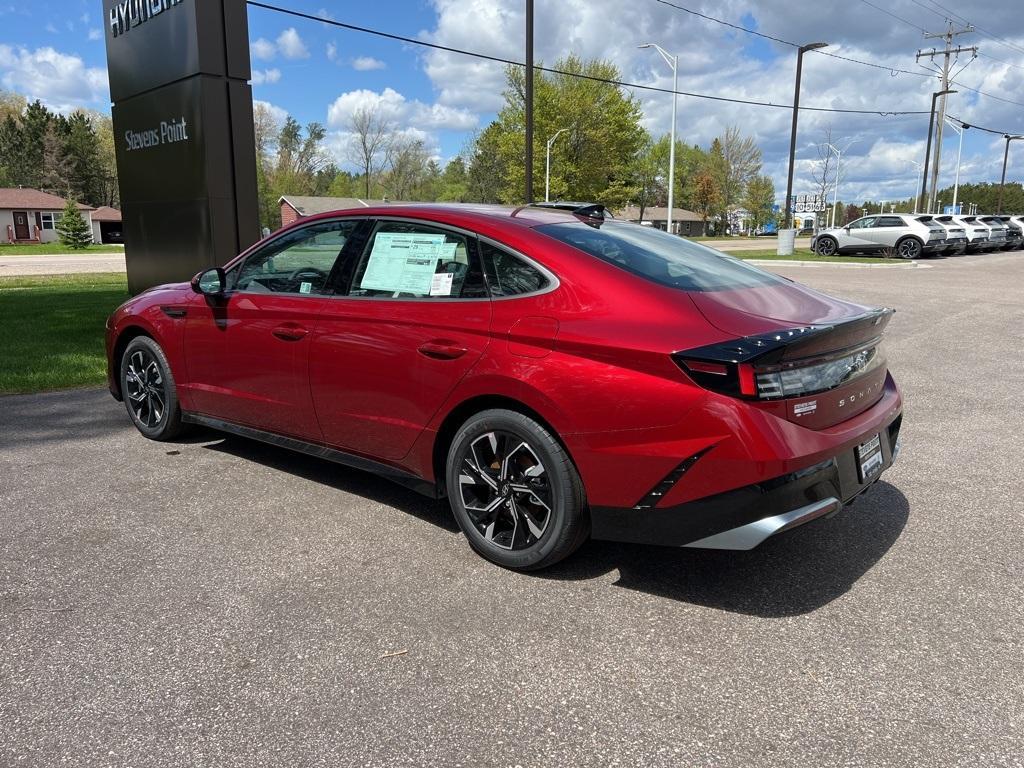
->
857, 0, 928, 34
654, 0, 1024, 109
946, 116, 1020, 136
918, 0, 1024, 58
654, 0, 933, 79
246, 1, 929, 116
978, 51, 1024, 72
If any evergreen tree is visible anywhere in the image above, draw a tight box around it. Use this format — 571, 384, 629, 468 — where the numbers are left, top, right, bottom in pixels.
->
55, 198, 92, 249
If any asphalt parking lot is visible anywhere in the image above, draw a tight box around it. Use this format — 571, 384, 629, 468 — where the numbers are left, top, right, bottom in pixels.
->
2, 251, 1023, 767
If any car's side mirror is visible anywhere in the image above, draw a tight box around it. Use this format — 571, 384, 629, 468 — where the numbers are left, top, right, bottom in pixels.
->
191, 267, 226, 296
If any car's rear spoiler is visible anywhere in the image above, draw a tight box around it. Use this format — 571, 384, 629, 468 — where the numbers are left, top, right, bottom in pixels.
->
679, 307, 895, 367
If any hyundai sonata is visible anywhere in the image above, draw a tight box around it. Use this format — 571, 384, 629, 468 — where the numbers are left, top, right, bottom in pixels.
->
106, 204, 903, 570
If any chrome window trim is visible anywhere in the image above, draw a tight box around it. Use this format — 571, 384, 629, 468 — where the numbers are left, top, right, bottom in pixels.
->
324, 215, 560, 303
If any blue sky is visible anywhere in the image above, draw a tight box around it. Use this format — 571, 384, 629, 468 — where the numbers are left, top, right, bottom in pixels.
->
2, 0, 1023, 203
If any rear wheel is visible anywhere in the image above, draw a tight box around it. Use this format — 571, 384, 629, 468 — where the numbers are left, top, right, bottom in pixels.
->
896, 236, 923, 259
120, 336, 185, 441
446, 409, 588, 570
815, 236, 838, 256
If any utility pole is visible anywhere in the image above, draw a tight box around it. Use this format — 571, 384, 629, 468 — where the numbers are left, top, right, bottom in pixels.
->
916, 23, 977, 214
524, 0, 534, 203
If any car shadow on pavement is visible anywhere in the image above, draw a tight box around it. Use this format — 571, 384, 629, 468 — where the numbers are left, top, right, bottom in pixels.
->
197, 433, 908, 617
200, 434, 460, 533
542, 481, 910, 617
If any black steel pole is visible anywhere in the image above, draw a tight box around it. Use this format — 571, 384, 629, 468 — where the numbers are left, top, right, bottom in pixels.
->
524, 0, 534, 203
920, 92, 941, 214
997, 135, 1016, 215
782, 49, 805, 230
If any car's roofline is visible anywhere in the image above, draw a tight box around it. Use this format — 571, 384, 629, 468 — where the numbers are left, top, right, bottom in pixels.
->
291, 203, 592, 229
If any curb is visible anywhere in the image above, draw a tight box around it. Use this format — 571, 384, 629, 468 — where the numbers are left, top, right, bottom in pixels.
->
745, 259, 925, 269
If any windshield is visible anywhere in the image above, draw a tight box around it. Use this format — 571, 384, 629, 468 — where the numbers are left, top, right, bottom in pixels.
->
535, 220, 784, 292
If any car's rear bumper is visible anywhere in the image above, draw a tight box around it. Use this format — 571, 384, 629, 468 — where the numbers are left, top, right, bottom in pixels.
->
589, 410, 903, 549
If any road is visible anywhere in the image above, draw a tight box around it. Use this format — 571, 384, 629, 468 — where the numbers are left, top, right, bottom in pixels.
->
0, 252, 126, 276
1, 252, 1022, 766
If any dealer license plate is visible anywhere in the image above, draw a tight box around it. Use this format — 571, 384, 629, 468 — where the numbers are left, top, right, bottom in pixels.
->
857, 433, 883, 483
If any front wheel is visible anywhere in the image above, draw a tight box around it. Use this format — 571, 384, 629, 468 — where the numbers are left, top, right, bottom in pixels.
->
815, 236, 838, 256
446, 409, 588, 570
896, 237, 923, 259
120, 336, 185, 441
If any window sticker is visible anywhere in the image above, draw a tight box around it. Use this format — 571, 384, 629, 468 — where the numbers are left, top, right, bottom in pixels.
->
299, 281, 312, 294
429, 272, 454, 296
360, 232, 457, 294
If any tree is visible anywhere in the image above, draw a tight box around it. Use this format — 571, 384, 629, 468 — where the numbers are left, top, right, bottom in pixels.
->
347, 104, 393, 198
716, 125, 762, 214
743, 175, 776, 232
630, 131, 664, 222
382, 136, 431, 200
55, 199, 92, 249
486, 55, 645, 205
466, 123, 505, 203
809, 126, 837, 229
438, 157, 469, 202
692, 170, 721, 235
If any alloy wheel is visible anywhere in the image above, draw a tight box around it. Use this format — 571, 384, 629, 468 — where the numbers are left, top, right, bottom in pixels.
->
124, 349, 166, 429
458, 430, 553, 550
817, 237, 837, 256
897, 238, 921, 259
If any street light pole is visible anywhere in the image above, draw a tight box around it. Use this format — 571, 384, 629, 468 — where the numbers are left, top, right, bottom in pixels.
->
544, 127, 570, 202
920, 89, 956, 214
942, 117, 969, 213
640, 43, 678, 234
997, 134, 1023, 214
783, 42, 828, 231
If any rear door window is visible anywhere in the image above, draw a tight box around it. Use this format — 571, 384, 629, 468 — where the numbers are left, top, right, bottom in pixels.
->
348, 220, 487, 299
479, 241, 551, 296
536, 220, 783, 292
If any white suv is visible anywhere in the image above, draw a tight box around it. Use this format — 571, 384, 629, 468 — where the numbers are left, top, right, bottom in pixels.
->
813, 214, 947, 259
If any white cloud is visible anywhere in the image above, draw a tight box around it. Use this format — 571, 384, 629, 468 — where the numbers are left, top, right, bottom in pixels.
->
417, 0, 1024, 202
0, 44, 108, 112
326, 42, 337, 62
325, 87, 469, 168
88, 28, 101, 41
254, 99, 289, 126
251, 68, 281, 86
352, 56, 386, 71
276, 28, 309, 60
251, 37, 276, 61
44, 22, 57, 34
80, 12, 90, 24
327, 87, 408, 129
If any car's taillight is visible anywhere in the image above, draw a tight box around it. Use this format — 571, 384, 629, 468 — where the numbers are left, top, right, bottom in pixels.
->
752, 346, 877, 399
674, 323, 887, 401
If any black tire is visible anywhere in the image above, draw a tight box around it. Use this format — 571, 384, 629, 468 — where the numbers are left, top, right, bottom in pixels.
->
120, 336, 186, 441
446, 409, 588, 571
816, 236, 838, 256
895, 236, 923, 259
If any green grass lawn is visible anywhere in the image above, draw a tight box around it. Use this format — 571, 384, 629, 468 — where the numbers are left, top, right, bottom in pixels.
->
732, 248, 896, 264
0, 243, 124, 256
0, 273, 129, 394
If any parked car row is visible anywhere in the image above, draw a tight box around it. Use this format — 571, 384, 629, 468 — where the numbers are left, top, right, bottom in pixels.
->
812, 214, 1024, 258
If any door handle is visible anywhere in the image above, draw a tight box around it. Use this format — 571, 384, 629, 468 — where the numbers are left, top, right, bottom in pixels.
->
272, 324, 308, 342
418, 340, 468, 360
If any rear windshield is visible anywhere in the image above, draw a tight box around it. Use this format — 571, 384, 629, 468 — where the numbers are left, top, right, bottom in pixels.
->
535, 220, 783, 292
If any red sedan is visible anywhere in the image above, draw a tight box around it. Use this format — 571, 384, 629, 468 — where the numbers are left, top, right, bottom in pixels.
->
106, 203, 903, 570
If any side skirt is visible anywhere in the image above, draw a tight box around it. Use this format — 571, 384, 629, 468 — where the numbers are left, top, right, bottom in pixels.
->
181, 412, 439, 498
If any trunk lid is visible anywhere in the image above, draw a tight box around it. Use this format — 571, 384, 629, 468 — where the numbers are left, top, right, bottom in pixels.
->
682, 281, 893, 429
